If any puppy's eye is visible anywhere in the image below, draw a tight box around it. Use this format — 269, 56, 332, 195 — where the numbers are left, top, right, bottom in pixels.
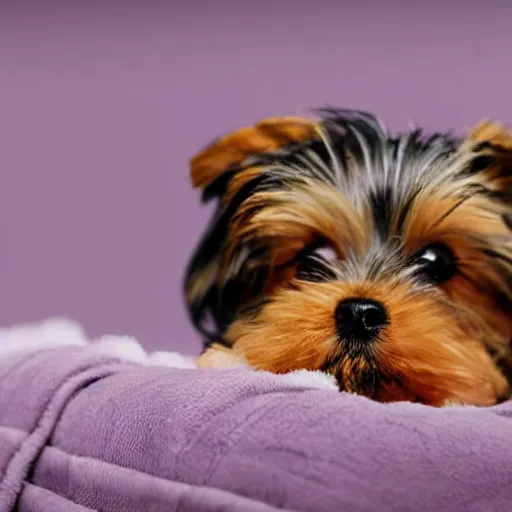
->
411, 243, 457, 283
296, 243, 339, 282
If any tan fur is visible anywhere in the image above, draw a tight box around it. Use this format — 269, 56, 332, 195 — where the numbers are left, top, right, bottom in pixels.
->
226, 280, 508, 406
465, 120, 512, 194
402, 191, 512, 346
467, 120, 512, 148
190, 116, 318, 188
223, 180, 370, 273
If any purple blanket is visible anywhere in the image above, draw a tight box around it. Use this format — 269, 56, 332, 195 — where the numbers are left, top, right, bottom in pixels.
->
1, 346, 511, 512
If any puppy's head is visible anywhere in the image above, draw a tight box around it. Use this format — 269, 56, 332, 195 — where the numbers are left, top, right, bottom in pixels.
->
185, 109, 512, 406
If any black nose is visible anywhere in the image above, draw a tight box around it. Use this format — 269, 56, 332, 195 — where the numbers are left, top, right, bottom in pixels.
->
335, 298, 388, 342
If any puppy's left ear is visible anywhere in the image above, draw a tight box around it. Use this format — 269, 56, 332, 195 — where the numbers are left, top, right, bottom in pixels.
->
465, 120, 512, 198
185, 115, 318, 343
190, 116, 318, 189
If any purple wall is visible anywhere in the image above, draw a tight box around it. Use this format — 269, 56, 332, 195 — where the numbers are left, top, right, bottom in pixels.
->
1, 2, 512, 354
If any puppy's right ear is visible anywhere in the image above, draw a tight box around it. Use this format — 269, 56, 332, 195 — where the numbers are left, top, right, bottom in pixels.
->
190, 116, 318, 189
465, 120, 512, 199
467, 120, 512, 149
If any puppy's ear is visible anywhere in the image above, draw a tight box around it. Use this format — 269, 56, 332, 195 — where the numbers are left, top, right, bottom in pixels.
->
190, 116, 318, 189
186, 115, 318, 345
195, 343, 247, 369
467, 120, 512, 149
465, 120, 512, 199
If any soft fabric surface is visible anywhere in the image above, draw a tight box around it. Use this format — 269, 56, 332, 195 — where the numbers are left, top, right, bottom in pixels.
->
1, 321, 511, 511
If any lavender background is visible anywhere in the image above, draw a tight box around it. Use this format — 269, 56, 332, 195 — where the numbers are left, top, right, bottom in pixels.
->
1, 2, 511, 354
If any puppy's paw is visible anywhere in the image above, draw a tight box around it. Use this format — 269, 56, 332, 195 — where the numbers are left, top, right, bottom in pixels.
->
441, 398, 465, 408
196, 344, 248, 369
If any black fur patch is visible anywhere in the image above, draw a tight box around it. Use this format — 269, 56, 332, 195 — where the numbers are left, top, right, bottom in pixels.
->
370, 186, 394, 239
504, 214, 512, 231
468, 155, 496, 174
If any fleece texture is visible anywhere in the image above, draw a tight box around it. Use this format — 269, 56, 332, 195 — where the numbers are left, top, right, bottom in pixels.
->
0, 320, 511, 511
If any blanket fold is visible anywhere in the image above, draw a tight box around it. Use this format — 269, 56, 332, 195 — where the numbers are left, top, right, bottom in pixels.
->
1, 327, 511, 511
0, 347, 130, 512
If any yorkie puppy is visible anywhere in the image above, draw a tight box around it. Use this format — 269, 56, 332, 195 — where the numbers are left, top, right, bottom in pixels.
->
184, 109, 512, 407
